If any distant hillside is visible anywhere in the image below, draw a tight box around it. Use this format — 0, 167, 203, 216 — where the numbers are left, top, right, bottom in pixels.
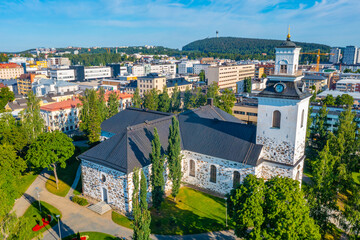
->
182, 37, 330, 57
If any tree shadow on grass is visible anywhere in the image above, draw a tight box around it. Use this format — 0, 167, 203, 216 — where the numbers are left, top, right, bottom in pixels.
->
150, 199, 227, 235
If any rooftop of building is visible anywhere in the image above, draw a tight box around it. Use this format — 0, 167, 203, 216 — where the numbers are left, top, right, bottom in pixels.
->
137, 73, 165, 79
0, 63, 22, 68
40, 98, 82, 112
318, 90, 360, 100
336, 78, 360, 84
166, 78, 192, 88
302, 75, 327, 81
7, 96, 56, 111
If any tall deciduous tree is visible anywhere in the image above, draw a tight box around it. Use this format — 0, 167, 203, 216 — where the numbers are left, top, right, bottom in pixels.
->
158, 86, 170, 113
98, 88, 108, 121
26, 131, 75, 189
228, 175, 321, 240
244, 77, 252, 93
183, 87, 192, 110
167, 116, 182, 199
0, 144, 26, 217
79, 89, 102, 143
20, 91, 45, 142
311, 104, 329, 151
199, 70, 205, 82
149, 128, 165, 210
170, 84, 181, 112
107, 91, 119, 118
0, 113, 28, 155
344, 185, 360, 238
307, 141, 338, 236
132, 168, 141, 240
139, 170, 151, 240
143, 89, 159, 111
0, 86, 15, 110
0, 213, 31, 240
217, 89, 236, 114
132, 87, 142, 108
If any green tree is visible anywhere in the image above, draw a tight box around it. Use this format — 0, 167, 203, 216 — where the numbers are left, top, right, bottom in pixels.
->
206, 82, 219, 100
0, 213, 31, 240
149, 128, 165, 210
79, 89, 102, 143
335, 94, 354, 107
139, 170, 151, 240
183, 87, 192, 110
244, 77, 252, 93
199, 70, 205, 82
20, 91, 45, 142
228, 175, 321, 240
98, 88, 108, 121
143, 89, 159, 111
0, 145, 26, 217
132, 87, 142, 108
217, 89, 236, 114
194, 87, 207, 107
344, 185, 360, 238
132, 168, 141, 240
0, 113, 28, 155
261, 73, 267, 78
107, 91, 119, 118
322, 94, 335, 106
307, 142, 338, 236
310, 104, 329, 151
25, 131, 75, 189
343, 68, 353, 73
158, 86, 170, 113
0, 86, 15, 110
170, 84, 181, 112
167, 116, 182, 199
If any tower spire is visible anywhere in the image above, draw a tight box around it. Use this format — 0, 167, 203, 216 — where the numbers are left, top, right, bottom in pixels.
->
287, 25, 291, 41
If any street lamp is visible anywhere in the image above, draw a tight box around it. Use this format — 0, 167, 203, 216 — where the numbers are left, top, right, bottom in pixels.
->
56, 215, 62, 240
225, 197, 228, 228
35, 187, 41, 212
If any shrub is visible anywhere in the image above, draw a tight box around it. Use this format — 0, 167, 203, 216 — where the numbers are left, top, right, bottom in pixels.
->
72, 196, 88, 206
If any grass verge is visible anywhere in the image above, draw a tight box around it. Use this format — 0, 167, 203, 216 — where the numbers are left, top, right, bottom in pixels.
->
63, 231, 118, 240
112, 211, 133, 229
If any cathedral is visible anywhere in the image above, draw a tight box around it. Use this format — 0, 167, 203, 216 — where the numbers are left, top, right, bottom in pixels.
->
79, 34, 311, 214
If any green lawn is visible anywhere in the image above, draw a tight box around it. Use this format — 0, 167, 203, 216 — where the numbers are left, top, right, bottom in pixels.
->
112, 211, 133, 229
352, 172, 360, 185
63, 231, 118, 240
22, 201, 62, 239
16, 168, 42, 199
46, 146, 88, 197
150, 187, 233, 235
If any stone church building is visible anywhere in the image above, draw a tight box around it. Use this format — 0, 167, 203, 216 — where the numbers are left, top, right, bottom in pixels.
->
79, 35, 311, 213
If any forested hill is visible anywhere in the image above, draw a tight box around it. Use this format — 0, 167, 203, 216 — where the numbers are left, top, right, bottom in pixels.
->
182, 37, 330, 56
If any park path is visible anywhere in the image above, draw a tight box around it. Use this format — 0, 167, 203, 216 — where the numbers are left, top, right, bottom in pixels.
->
65, 166, 81, 199
12, 168, 237, 240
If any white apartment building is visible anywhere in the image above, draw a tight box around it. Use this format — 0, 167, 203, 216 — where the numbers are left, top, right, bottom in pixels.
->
193, 64, 210, 75
84, 66, 111, 80
32, 79, 79, 96
40, 98, 82, 132
329, 48, 341, 64
150, 63, 176, 78
50, 67, 76, 81
335, 78, 360, 92
131, 65, 146, 76
8, 57, 34, 65
178, 60, 200, 74
206, 64, 255, 91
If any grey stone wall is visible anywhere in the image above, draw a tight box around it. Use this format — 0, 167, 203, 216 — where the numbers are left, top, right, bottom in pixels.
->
181, 150, 256, 195
256, 136, 294, 165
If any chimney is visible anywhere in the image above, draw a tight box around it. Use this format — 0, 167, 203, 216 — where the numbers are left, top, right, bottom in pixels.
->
207, 98, 214, 106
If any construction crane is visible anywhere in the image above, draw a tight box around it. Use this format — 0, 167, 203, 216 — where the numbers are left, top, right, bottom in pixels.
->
300, 49, 334, 72
106, 48, 110, 54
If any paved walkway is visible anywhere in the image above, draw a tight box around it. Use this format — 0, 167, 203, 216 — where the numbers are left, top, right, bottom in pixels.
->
65, 166, 81, 199
12, 169, 236, 240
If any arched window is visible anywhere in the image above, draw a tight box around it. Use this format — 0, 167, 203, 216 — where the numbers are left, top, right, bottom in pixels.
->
210, 165, 216, 183
272, 110, 281, 128
189, 160, 195, 177
296, 171, 300, 181
101, 174, 106, 183
301, 109, 304, 128
233, 171, 240, 188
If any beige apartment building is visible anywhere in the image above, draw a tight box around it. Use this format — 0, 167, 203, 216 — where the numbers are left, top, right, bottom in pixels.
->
232, 98, 258, 125
0, 63, 24, 79
206, 64, 255, 91
137, 73, 166, 96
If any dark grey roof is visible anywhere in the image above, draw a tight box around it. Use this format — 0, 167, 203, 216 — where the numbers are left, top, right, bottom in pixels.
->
258, 80, 311, 100
80, 105, 263, 174
101, 107, 173, 135
166, 78, 192, 88
7, 96, 55, 111
126, 81, 137, 88
302, 75, 327, 81
277, 39, 297, 48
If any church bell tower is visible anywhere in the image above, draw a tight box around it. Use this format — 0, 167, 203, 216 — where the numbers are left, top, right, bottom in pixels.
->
256, 30, 311, 181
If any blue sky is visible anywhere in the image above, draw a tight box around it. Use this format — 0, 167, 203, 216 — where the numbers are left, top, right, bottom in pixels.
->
0, 0, 359, 52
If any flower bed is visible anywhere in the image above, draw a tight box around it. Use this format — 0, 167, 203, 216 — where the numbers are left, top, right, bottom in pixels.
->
32, 215, 52, 232
71, 235, 89, 240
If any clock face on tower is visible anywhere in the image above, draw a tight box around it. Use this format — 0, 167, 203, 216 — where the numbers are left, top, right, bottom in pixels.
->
274, 83, 286, 93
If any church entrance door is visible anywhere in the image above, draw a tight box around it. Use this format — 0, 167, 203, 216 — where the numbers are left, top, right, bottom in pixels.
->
102, 187, 108, 203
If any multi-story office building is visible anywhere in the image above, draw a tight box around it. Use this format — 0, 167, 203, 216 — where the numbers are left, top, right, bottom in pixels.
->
47, 57, 71, 67
107, 63, 121, 78
335, 78, 360, 92
17, 73, 35, 95
84, 66, 111, 80
50, 67, 76, 81
329, 47, 341, 64
0, 63, 24, 79
137, 73, 166, 96
193, 64, 210, 75
232, 97, 258, 125
206, 64, 255, 91
178, 60, 200, 74
40, 98, 82, 132
343, 46, 358, 65
150, 63, 176, 78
